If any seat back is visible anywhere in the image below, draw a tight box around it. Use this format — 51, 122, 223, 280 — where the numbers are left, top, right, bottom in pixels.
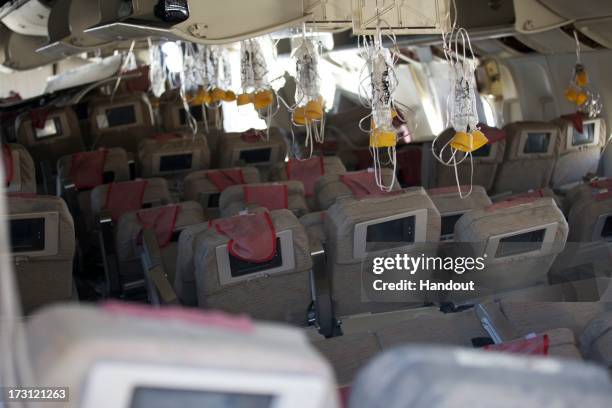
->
26, 304, 338, 408
3, 143, 36, 193
15, 106, 84, 168
349, 346, 612, 408
325, 190, 441, 316
315, 169, 400, 211
567, 188, 612, 242
219, 181, 309, 218
185, 210, 313, 324
183, 167, 261, 218
88, 92, 155, 153
159, 97, 208, 132
90, 178, 173, 222
454, 197, 568, 294
551, 117, 607, 189
493, 122, 561, 194
433, 128, 506, 191
116, 202, 204, 284
138, 133, 210, 177
216, 128, 287, 177
8, 194, 75, 313
428, 185, 492, 241
269, 156, 346, 211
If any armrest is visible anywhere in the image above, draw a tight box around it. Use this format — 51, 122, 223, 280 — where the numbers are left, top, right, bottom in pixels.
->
97, 210, 121, 298
140, 229, 178, 305
310, 240, 342, 338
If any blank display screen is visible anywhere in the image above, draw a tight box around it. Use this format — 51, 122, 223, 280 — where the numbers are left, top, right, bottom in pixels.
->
239, 148, 271, 164
441, 213, 463, 237
106, 105, 136, 127
471, 143, 491, 158
180, 106, 204, 124
34, 117, 62, 139
495, 228, 545, 258
366, 216, 416, 251
230, 238, 282, 278
572, 123, 595, 146
524, 132, 550, 154
159, 154, 193, 172
601, 216, 612, 239
130, 387, 274, 408
10, 218, 45, 253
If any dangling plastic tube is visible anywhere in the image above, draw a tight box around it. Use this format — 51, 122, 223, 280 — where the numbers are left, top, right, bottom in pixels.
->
565, 30, 603, 118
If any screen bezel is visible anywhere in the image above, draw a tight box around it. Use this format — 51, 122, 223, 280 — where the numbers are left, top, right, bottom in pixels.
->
353, 209, 428, 259
518, 130, 555, 157
215, 229, 295, 286
80, 361, 329, 408
593, 212, 612, 242
484, 222, 558, 261
95, 103, 142, 131
9, 211, 59, 257
566, 119, 600, 151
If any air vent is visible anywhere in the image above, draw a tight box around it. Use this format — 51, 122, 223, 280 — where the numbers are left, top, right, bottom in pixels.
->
498, 36, 537, 54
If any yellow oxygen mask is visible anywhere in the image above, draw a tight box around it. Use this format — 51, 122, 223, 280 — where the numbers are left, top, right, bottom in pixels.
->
450, 129, 488, 153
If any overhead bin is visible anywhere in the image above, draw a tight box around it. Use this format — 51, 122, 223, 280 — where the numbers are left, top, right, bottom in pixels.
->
0, 24, 56, 70
516, 28, 595, 54
514, 0, 571, 33
0, 0, 51, 37
538, 0, 612, 21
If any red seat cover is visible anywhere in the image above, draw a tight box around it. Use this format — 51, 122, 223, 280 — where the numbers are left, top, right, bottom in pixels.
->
2, 144, 13, 185
244, 184, 289, 211
207, 169, 245, 192
286, 157, 324, 197
241, 128, 265, 143
136, 204, 180, 248
105, 179, 148, 222
485, 334, 549, 356
561, 112, 586, 133
341, 171, 387, 198
212, 212, 277, 263
30, 107, 50, 130
478, 122, 507, 143
396, 147, 421, 186
153, 132, 182, 143
69, 149, 109, 190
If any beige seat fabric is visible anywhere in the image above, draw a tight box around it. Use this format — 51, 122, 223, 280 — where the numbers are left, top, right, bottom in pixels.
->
183, 167, 261, 219
315, 169, 399, 211
115, 201, 204, 284
15, 107, 84, 167
137, 134, 210, 178
88, 92, 155, 153
187, 209, 312, 325
493, 122, 561, 194
427, 185, 491, 241
551, 117, 607, 189
580, 311, 612, 370
26, 304, 337, 408
8, 195, 75, 314
90, 178, 173, 219
433, 128, 506, 191
219, 181, 308, 218
453, 197, 568, 296
299, 211, 327, 248
159, 97, 208, 132
269, 157, 347, 211
216, 128, 287, 178
567, 190, 612, 243
324, 190, 441, 316
4, 143, 36, 194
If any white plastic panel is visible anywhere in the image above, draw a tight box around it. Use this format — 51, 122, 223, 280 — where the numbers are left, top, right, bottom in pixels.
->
0, 0, 50, 37
576, 17, 612, 49
539, 0, 612, 21
514, 0, 571, 33
351, 0, 451, 35
304, 0, 352, 29
516, 29, 593, 54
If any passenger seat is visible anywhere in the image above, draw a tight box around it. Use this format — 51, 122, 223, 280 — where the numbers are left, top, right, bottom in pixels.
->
219, 181, 308, 218
2, 143, 36, 194
8, 194, 76, 313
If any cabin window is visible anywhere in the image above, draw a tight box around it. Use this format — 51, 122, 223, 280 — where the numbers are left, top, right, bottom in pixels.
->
495, 228, 545, 258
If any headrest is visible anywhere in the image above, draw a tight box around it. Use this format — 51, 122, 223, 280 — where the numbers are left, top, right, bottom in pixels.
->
137, 134, 211, 177
502, 121, 561, 159
554, 115, 605, 152
90, 178, 172, 221
116, 201, 204, 261
8, 194, 74, 261
315, 169, 401, 210
349, 346, 612, 408
218, 127, 287, 168
16, 106, 81, 145
270, 156, 346, 198
3, 143, 35, 193
89, 92, 153, 133
325, 189, 441, 264
58, 147, 130, 189
219, 181, 307, 217
183, 167, 261, 209
455, 197, 568, 262
395, 147, 422, 186
26, 304, 337, 408
194, 209, 312, 286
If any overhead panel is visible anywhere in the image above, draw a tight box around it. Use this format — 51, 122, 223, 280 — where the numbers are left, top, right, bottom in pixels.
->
538, 0, 612, 21
516, 29, 593, 54
351, 0, 451, 35
1, 29, 57, 70
513, 0, 571, 34
304, 0, 352, 31
575, 17, 612, 49
1, 0, 50, 37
